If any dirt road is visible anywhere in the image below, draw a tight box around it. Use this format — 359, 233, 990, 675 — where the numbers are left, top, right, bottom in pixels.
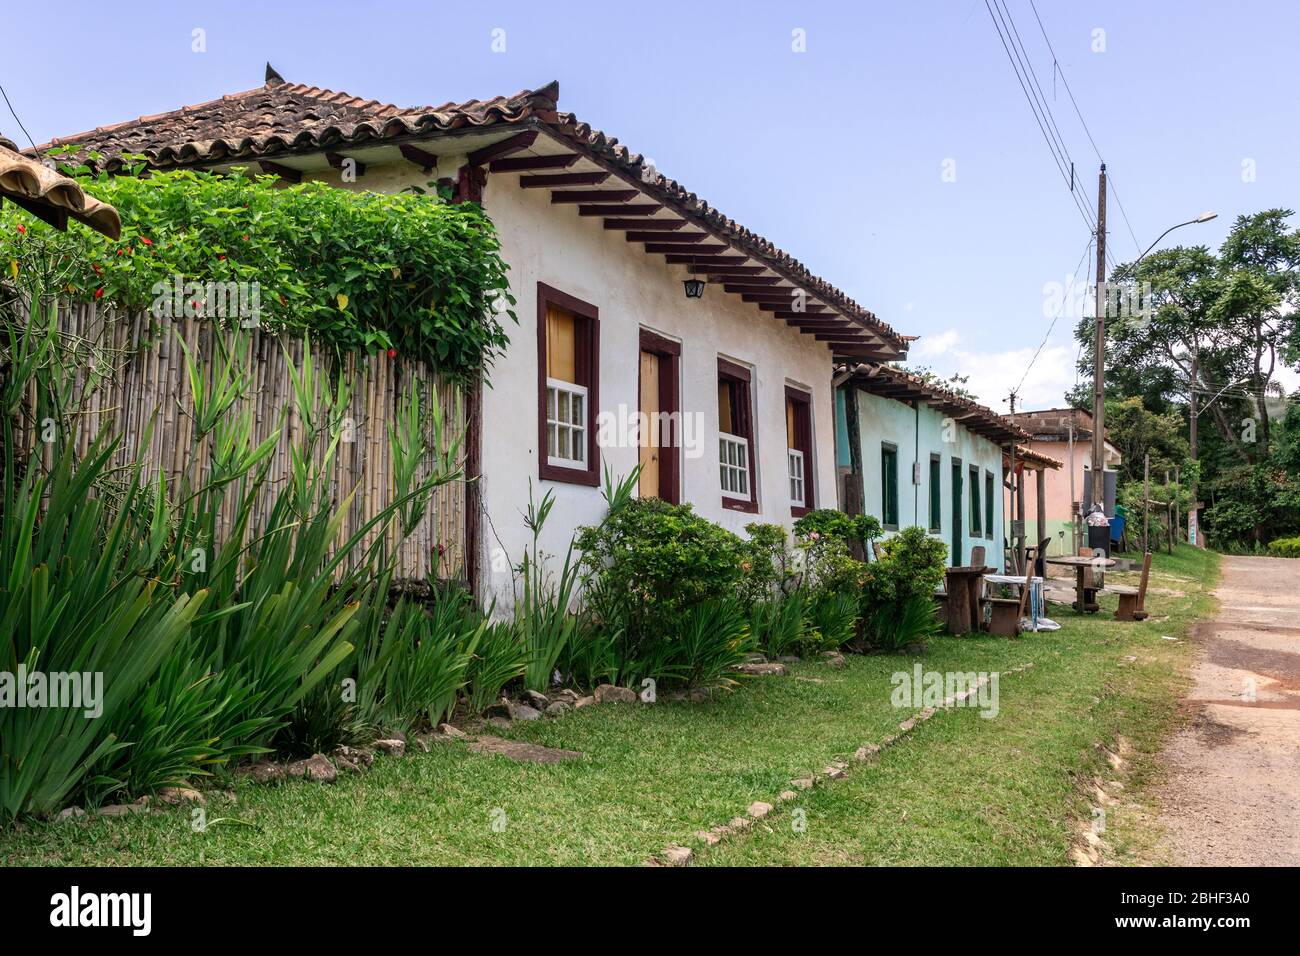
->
1153, 555, 1300, 865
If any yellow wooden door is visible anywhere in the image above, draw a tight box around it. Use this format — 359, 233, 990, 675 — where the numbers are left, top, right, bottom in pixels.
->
639, 350, 660, 497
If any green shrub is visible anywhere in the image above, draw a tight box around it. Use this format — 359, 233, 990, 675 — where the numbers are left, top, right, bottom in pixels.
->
1267, 536, 1300, 557
463, 620, 528, 714
663, 598, 757, 690
749, 593, 811, 658
808, 592, 860, 650
865, 594, 943, 654
575, 497, 743, 641
2, 164, 516, 382
376, 599, 477, 732
0, 311, 459, 819
793, 509, 882, 551
796, 534, 867, 596
517, 487, 580, 692
0, 436, 208, 819
860, 526, 947, 652
738, 523, 795, 608
276, 683, 366, 759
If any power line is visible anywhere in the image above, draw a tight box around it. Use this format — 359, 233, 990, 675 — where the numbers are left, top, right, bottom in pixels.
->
0, 83, 40, 156
1025, 0, 1142, 258
1015, 234, 1094, 396
982, 0, 1097, 236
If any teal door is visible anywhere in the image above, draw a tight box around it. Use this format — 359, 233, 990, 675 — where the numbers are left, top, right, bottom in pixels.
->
951, 460, 963, 565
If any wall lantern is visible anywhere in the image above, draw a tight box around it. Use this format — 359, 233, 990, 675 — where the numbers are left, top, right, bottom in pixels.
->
683, 277, 706, 299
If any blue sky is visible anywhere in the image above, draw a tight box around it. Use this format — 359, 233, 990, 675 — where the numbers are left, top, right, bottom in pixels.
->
4, 0, 1296, 409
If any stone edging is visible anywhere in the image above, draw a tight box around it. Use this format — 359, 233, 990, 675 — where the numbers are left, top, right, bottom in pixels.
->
646, 661, 1037, 866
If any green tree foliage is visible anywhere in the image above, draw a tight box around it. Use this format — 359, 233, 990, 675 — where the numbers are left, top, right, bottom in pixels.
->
1106, 396, 1190, 484
1, 163, 516, 382
1073, 209, 1300, 550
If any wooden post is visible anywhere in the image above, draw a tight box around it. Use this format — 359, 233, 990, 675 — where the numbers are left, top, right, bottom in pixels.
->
1174, 466, 1180, 549
1035, 465, 1047, 559
1016, 465, 1027, 572
1143, 453, 1150, 554
1168, 502, 1175, 554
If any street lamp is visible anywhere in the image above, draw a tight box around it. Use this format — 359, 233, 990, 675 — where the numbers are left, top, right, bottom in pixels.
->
1135, 212, 1217, 263
1119, 209, 1218, 548
1089, 201, 1217, 532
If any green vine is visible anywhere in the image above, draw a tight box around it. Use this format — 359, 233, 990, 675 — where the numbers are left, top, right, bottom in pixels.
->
1, 157, 516, 383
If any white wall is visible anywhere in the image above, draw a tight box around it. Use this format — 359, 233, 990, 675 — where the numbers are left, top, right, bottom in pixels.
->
852, 389, 1005, 568
476, 177, 838, 609
300, 159, 838, 606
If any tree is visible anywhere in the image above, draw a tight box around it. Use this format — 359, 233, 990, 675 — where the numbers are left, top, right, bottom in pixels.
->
1214, 209, 1300, 455
1105, 396, 1189, 485
1075, 209, 1300, 464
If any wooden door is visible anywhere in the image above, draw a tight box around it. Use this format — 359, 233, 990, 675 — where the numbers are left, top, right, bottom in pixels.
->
639, 349, 661, 498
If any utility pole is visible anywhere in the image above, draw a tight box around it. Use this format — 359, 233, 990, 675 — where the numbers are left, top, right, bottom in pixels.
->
1143, 452, 1150, 553
1008, 391, 1018, 572
1188, 349, 1199, 546
1090, 163, 1108, 513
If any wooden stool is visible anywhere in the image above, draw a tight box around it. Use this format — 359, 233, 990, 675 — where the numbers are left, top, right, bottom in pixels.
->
987, 573, 1032, 636
1112, 552, 1152, 621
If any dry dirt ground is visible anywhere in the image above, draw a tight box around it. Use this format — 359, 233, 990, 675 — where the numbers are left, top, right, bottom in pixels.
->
1153, 556, 1300, 865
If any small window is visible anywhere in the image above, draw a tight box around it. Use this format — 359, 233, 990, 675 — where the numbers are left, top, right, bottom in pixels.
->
719, 358, 757, 512
984, 471, 994, 540
785, 387, 813, 516
929, 455, 942, 532
537, 283, 599, 486
881, 443, 899, 529
969, 465, 982, 536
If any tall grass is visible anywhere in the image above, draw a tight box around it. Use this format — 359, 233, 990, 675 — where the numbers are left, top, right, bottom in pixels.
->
0, 312, 463, 821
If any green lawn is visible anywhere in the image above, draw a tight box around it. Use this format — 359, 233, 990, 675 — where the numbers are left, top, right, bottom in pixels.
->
0, 546, 1217, 866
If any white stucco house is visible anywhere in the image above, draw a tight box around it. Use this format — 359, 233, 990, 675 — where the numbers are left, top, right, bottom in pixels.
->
46, 69, 913, 607
834, 364, 1029, 567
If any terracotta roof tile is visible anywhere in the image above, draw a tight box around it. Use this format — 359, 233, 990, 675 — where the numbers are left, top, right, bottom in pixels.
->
0, 137, 120, 238
848, 362, 1029, 445
34, 71, 905, 351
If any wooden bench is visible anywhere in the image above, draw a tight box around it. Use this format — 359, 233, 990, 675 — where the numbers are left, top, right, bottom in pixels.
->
987, 573, 1032, 636
1110, 552, 1152, 621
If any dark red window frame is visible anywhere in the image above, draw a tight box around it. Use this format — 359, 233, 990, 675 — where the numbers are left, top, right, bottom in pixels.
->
638, 328, 682, 504
537, 282, 600, 486
718, 357, 759, 513
785, 385, 814, 518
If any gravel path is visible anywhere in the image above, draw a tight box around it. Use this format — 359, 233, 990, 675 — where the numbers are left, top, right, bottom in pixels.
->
1153, 556, 1300, 866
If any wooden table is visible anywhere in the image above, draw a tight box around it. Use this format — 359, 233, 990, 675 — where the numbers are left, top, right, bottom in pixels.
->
943, 565, 995, 635
1044, 555, 1116, 613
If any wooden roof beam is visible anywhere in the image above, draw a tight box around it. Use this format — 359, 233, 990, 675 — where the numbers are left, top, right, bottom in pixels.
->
520, 171, 611, 188
325, 152, 365, 177
259, 160, 301, 183
650, 244, 728, 255
398, 144, 440, 171
490, 153, 579, 172
467, 129, 539, 166
551, 189, 638, 203
603, 218, 685, 231
578, 204, 661, 216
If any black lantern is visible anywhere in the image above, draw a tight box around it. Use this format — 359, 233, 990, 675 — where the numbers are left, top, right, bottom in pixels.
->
683, 277, 706, 299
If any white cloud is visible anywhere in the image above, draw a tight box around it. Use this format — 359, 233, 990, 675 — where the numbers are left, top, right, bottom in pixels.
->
910, 328, 961, 360
907, 328, 1078, 410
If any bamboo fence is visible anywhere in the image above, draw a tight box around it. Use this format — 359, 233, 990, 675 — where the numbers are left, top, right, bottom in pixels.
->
9, 301, 467, 582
